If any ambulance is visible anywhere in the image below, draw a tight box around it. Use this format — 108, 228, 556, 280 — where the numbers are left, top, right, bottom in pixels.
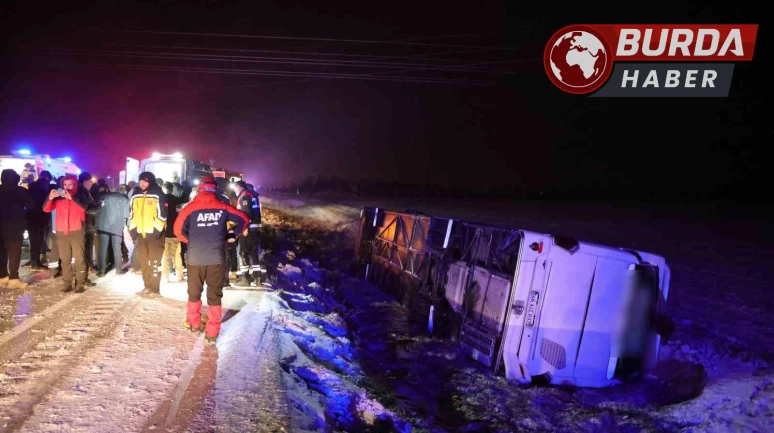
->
122, 152, 213, 185
0, 151, 81, 185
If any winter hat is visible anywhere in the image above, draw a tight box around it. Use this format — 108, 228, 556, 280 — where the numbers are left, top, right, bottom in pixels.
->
62, 174, 79, 190
198, 180, 217, 192
1, 169, 20, 185
138, 171, 157, 185
78, 172, 92, 183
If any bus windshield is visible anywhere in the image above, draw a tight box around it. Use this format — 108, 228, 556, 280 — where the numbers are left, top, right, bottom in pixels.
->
142, 160, 184, 184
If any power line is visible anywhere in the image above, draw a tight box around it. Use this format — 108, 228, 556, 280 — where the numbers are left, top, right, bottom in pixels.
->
48, 48, 527, 74
101, 43, 525, 63
68, 62, 496, 85
84, 28, 517, 50
272, 31, 514, 52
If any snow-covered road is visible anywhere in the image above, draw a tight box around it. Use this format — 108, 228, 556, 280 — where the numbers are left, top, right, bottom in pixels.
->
0, 274, 290, 433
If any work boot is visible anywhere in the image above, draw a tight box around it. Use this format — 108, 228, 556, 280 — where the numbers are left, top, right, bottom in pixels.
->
30, 263, 47, 272
205, 336, 217, 345
183, 321, 204, 333
62, 283, 74, 293
74, 286, 86, 294
6, 279, 28, 289
252, 270, 266, 285
0, 277, 9, 288
185, 301, 202, 331
138, 288, 160, 298
205, 305, 222, 341
234, 274, 252, 287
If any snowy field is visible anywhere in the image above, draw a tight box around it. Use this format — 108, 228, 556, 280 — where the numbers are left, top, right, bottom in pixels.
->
1, 194, 771, 433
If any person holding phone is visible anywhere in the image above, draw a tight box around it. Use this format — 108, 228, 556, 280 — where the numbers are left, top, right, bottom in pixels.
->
42, 174, 90, 293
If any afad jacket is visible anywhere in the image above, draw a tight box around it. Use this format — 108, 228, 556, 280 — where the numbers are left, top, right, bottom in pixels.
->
173, 191, 249, 266
129, 184, 168, 239
42, 174, 88, 236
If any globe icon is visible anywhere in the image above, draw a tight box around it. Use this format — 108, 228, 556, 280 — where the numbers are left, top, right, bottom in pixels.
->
548, 30, 609, 91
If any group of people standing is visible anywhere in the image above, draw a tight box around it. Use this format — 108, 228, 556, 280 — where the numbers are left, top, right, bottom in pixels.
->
1, 167, 262, 343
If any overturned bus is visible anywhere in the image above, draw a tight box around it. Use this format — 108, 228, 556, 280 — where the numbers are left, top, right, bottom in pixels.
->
355, 208, 673, 388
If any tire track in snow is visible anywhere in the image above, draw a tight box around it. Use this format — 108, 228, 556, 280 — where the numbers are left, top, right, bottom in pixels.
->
185, 295, 291, 433
0, 291, 137, 433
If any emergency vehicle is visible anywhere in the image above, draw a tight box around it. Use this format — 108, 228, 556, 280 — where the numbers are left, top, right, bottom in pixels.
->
0, 150, 81, 185
121, 152, 213, 185
212, 168, 243, 183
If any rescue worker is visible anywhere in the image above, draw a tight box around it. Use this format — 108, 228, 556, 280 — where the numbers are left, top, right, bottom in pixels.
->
42, 174, 89, 293
233, 181, 264, 286
174, 179, 248, 343
128, 172, 167, 297
200, 176, 235, 286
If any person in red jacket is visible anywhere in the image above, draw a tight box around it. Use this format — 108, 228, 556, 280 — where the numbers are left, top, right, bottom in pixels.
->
42, 174, 90, 293
174, 180, 248, 344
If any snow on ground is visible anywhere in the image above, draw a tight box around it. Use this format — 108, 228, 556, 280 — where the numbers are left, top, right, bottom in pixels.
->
261, 193, 774, 433
1, 194, 771, 433
1, 270, 292, 433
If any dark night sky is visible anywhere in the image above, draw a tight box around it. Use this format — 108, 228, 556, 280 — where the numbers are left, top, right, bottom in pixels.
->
1, 1, 771, 199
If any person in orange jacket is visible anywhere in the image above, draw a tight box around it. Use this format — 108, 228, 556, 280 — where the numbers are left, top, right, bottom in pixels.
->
42, 174, 90, 292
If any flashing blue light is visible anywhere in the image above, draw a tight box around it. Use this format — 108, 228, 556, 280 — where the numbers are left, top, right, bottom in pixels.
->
62, 157, 72, 163
17, 149, 31, 155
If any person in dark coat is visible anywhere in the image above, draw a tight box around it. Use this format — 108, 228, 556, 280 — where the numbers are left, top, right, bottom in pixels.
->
25, 171, 54, 270
0, 169, 36, 289
96, 189, 130, 276
77, 172, 99, 286
213, 177, 237, 286
161, 182, 184, 282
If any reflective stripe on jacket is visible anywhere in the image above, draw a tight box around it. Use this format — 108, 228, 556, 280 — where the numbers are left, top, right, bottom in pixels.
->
128, 186, 168, 238
173, 191, 248, 266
